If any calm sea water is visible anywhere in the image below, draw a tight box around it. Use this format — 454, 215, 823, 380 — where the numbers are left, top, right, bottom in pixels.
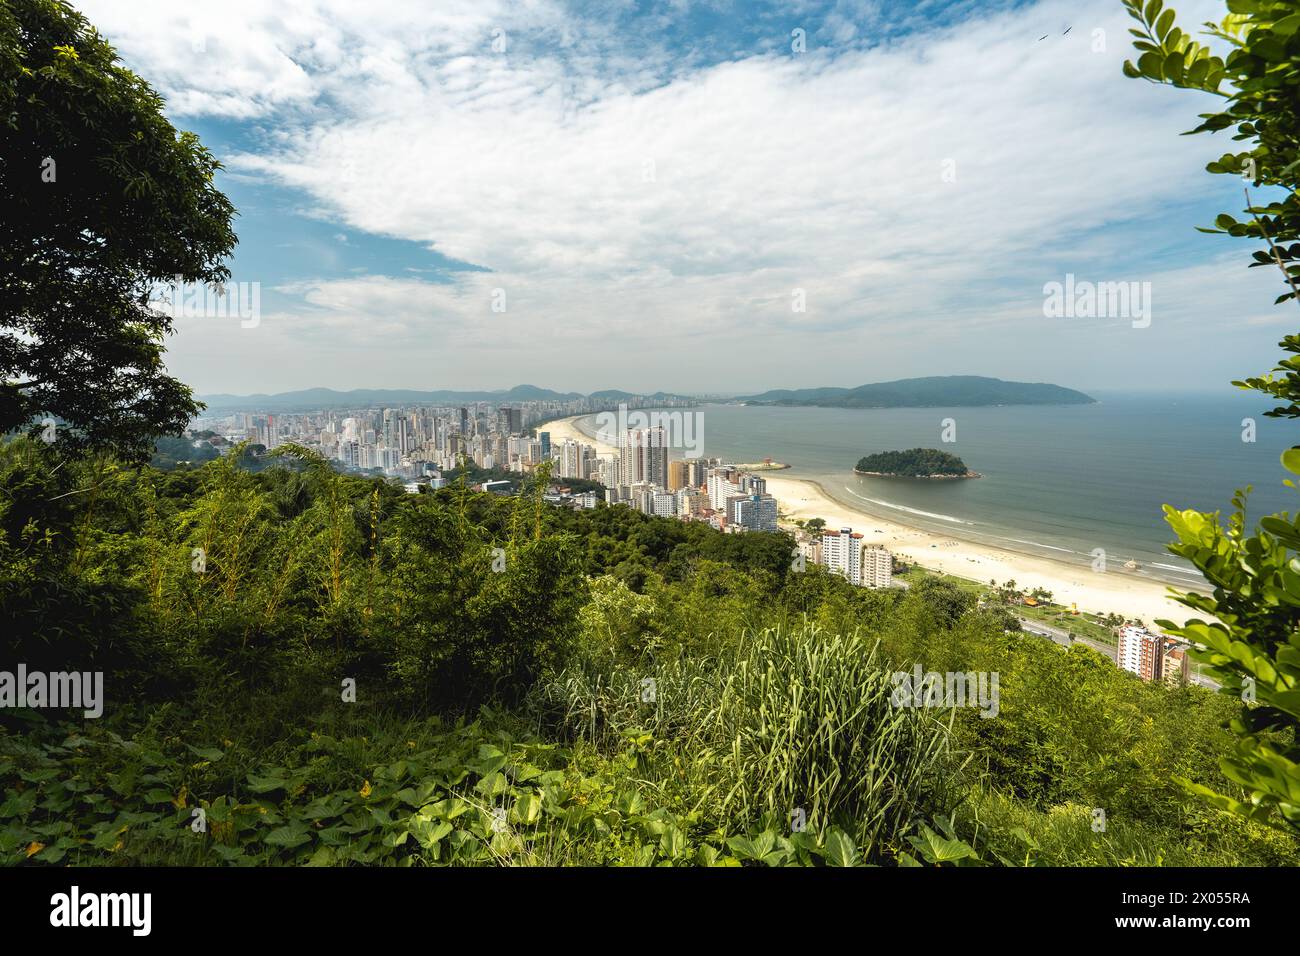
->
573, 391, 1300, 586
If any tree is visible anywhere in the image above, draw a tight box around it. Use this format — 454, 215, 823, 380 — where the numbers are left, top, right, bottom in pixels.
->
0, 0, 237, 462
1124, 0, 1300, 834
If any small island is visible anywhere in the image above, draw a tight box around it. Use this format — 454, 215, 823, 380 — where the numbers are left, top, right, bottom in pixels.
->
854, 448, 981, 479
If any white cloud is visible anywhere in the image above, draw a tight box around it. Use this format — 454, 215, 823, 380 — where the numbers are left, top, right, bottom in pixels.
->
79, 0, 1276, 393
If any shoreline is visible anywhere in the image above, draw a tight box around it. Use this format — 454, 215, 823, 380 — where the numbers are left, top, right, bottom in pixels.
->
540, 414, 1194, 626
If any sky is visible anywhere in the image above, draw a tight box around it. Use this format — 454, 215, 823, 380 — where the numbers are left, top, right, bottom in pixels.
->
74, 0, 1295, 397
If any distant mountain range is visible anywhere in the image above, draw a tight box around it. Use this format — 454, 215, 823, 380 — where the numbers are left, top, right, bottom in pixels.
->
738, 376, 1095, 408
195, 385, 693, 414
197, 376, 1095, 414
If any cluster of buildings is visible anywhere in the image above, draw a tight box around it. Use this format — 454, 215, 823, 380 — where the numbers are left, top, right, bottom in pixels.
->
574, 425, 780, 532
796, 527, 894, 588
1116, 624, 1191, 687
196, 403, 902, 581
200, 399, 667, 481
222, 404, 562, 478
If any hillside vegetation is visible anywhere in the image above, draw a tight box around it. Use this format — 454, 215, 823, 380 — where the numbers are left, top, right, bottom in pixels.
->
1, 439, 1293, 867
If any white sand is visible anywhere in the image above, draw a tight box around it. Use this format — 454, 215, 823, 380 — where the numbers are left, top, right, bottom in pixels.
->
539, 415, 1196, 626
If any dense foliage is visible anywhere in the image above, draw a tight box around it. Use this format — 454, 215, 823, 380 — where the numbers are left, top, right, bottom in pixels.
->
855, 448, 972, 478
0, 0, 236, 461
1, 439, 1293, 866
1125, 0, 1300, 835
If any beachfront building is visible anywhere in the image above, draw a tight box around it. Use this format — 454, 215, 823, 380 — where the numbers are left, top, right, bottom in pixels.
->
821, 527, 865, 586
707, 467, 743, 510
862, 545, 894, 588
731, 493, 779, 532
1117, 625, 1172, 682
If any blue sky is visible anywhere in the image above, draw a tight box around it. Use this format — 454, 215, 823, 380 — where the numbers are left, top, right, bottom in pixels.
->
76, 0, 1292, 396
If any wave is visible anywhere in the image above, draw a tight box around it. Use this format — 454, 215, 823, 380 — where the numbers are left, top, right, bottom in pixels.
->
841, 487, 971, 524
1149, 562, 1203, 576
999, 537, 1077, 555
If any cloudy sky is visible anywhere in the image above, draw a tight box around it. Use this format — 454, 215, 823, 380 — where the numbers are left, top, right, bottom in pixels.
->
77, 0, 1291, 397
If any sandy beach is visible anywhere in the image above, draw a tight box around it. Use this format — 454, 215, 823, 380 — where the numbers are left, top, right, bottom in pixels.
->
540, 414, 1194, 626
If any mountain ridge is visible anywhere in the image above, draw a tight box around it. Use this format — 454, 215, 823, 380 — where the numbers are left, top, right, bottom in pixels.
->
738, 375, 1095, 408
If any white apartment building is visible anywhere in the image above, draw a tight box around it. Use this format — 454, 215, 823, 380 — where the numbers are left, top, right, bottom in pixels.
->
707, 468, 742, 511
1117, 625, 1164, 681
650, 492, 677, 517
821, 527, 865, 586
861, 546, 893, 588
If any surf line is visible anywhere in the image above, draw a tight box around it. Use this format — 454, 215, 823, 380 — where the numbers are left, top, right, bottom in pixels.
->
841, 487, 972, 525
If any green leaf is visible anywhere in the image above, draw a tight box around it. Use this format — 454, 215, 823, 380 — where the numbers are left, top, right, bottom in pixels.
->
1281, 447, 1300, 476
824, 829, 860, 867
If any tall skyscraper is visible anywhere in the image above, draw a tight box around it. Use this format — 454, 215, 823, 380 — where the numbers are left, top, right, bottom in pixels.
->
619, 427, 668, 487
382, 408, 396, 450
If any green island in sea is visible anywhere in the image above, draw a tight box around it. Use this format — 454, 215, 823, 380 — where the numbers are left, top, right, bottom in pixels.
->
854, 448, 980, 479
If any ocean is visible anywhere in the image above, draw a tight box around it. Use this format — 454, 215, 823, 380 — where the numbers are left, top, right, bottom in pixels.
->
570, 391, 1300, 587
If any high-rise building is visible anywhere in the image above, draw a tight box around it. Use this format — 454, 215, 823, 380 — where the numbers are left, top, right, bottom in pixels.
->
732, 493, 778, 532
650, 491, 677, 517
1117, 625, 1165, 682
497, 407, 523, 435
684, 458, 709, 489
559, 439, 594, 480
861, 546, 893, 588
619, 427, 668, 487
382, 408, 397, 450
668, 460, 688, 492
821, 527, 865, 586
539, 431, 551, 460
707, 468, 742, 511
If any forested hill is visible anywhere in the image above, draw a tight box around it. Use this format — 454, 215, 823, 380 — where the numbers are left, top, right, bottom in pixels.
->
740, 376, 1095, 408
855, 448, 974, 478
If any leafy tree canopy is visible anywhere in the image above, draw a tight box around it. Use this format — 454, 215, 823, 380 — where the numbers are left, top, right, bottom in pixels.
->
0, 0, 237, 462
1125, 0, 1300, 834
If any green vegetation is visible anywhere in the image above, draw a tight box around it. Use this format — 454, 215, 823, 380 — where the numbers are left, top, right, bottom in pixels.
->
856, 448, 973, 478
1124, 0, 1300, 835
1, 0, 1297, 870
0, 0, 237, 462
742, 376, 1095, 409
1, 437, 1295, 866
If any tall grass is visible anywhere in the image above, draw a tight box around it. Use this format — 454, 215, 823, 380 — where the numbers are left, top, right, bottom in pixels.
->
533, 624, 952, 857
